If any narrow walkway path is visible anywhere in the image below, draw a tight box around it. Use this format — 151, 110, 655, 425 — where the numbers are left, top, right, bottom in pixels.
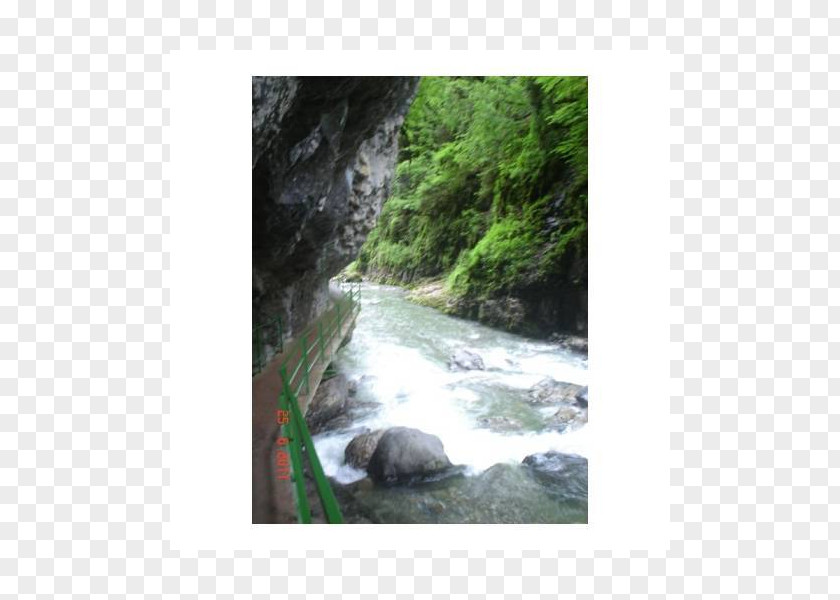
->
252, 295, 357, 524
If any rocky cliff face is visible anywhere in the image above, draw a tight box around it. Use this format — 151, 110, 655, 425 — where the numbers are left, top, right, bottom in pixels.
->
252, 77, 419, 345
455, 253, 588, 337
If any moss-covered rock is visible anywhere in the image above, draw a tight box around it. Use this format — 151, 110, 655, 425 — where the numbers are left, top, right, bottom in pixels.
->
405, 279, 455, 312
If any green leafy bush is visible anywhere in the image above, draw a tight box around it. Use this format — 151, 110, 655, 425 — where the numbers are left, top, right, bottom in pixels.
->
360, 75, 588, 309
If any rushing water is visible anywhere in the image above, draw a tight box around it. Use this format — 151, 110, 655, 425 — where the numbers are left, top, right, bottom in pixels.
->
313, 282, 589, 523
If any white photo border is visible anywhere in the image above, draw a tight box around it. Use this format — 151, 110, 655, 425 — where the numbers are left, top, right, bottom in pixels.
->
166, 50, 670, 553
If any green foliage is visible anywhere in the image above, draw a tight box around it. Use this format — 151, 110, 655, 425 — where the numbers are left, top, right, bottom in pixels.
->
448, 217, 539, 295
340, 260, 364, 282
359, 75, 588, 301
535, 76, 588, 191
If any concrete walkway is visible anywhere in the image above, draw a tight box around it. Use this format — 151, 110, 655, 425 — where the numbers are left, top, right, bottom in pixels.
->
252, 297, 357, 524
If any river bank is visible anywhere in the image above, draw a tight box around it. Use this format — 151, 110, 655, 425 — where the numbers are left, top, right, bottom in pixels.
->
348, 268, 589, 343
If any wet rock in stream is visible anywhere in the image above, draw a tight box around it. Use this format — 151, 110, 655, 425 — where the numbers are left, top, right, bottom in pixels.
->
522, 452, 588, 504
448, 348, 485, 371
575, 386, 588, 407
333, 460, 587, 524
306, 374, 381, 435
546, 404, 588, 433
549, 333, 588, 355
477, 415, 526, 433
305, 374, 350, 434
528, 377, 586, 405
367, 427, 453, 482
344, 429, 386, 470
526, 378, 589, 432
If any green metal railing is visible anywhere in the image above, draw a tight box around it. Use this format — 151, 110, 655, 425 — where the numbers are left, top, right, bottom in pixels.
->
253, 315, 283, 376
276, 282, 361, 524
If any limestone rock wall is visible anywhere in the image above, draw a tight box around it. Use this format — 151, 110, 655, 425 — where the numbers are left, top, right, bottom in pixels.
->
252, 76, 419, 346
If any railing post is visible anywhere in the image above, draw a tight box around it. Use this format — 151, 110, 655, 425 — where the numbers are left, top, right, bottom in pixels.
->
336, 300, 342, 335
279, 365, 312, 524
272, 292, 357, 525
300, 335, 310, 395
286, 386, 344, 524
280, 365, 292, 407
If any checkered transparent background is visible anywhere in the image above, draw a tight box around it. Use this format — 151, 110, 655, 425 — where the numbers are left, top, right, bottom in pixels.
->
1, 1, 837, 597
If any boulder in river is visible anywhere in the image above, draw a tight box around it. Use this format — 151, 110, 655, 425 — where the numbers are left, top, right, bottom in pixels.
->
528, 377, 585, 405
478, 415, 524, 433
549, 333, 588, 354
522, 452, 588, 504
546, 404, 588, 433
305, 374, 349, 434
367, 426, 453, 483
344, 429, 386, 470
347, 378, 358, 396
448, 348, 485, 371
575, 386, 588, 407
